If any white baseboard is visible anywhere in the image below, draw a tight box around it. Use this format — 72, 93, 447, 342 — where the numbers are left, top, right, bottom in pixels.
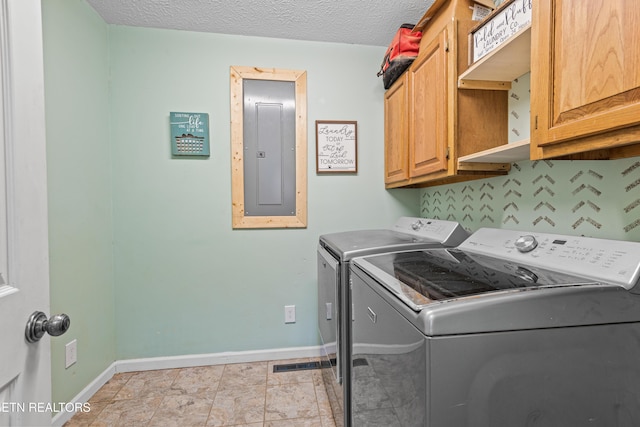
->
115, 345, 322, 373
51, 345, 322, 427
51, 362, 117, 427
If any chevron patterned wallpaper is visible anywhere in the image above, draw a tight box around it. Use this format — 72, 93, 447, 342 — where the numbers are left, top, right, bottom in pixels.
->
420, 158, 640, 241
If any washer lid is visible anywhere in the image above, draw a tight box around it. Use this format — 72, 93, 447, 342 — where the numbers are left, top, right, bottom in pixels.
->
353, 249, 599, 312
352, 249, 640, 334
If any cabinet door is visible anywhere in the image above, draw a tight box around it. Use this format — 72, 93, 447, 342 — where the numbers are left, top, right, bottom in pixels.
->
531, 0, 640, 158
409, 28, 448, 178
384, 74, 409, 184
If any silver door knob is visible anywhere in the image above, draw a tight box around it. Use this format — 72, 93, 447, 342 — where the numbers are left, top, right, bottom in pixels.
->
25, 311, 70, 343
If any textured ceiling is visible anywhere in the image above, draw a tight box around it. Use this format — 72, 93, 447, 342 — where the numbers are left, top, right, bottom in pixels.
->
85, 0, 436, 47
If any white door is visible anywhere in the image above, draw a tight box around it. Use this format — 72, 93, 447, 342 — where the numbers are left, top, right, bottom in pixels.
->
0, 0, 54, 426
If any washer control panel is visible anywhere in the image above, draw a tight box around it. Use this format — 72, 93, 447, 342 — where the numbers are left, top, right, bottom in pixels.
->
460, 228, 640, 289
392, 217, 469, 245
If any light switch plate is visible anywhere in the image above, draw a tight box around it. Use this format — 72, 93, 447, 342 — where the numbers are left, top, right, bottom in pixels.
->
284, 305, 296, 324
65, 339, 77, 368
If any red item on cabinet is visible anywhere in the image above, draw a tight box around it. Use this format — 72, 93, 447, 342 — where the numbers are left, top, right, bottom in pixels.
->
377, 24, 422, 89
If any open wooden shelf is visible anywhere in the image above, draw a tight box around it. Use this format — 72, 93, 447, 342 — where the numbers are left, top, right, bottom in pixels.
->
458, 24, 531, 90
458, 138, 530, 163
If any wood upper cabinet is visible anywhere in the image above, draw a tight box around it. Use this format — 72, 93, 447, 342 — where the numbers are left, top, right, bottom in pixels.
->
531, 0, 640, 159
384, 0, 509, 189
409, 28, 449, 178
384, 74, 409, 184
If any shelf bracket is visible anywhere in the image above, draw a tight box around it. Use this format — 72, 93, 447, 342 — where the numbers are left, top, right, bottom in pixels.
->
458, 79, 511, 90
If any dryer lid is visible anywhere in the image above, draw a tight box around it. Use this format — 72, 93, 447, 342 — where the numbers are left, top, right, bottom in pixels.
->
319, 218, 468, 260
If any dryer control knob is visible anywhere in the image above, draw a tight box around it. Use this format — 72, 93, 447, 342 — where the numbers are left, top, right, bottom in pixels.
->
411, 220, 423, 231
515, 235, 538, 253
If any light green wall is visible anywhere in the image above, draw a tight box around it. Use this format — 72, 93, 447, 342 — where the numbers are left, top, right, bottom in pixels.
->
42, 0, 419, 402
42, 0, 115, 404
108, 26, 418, 358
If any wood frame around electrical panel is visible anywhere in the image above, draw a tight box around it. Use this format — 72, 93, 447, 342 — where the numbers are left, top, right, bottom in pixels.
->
230, 66, 308, 229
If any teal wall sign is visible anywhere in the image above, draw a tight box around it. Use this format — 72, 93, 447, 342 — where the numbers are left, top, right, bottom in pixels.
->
170, 112, 210, 156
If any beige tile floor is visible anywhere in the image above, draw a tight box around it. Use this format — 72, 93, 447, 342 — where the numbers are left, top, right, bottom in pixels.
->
63, 358, 337, 427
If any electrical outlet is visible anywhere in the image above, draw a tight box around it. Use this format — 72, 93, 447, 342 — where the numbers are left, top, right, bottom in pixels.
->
65, 339, 77, 368
284, 305, 296, 324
